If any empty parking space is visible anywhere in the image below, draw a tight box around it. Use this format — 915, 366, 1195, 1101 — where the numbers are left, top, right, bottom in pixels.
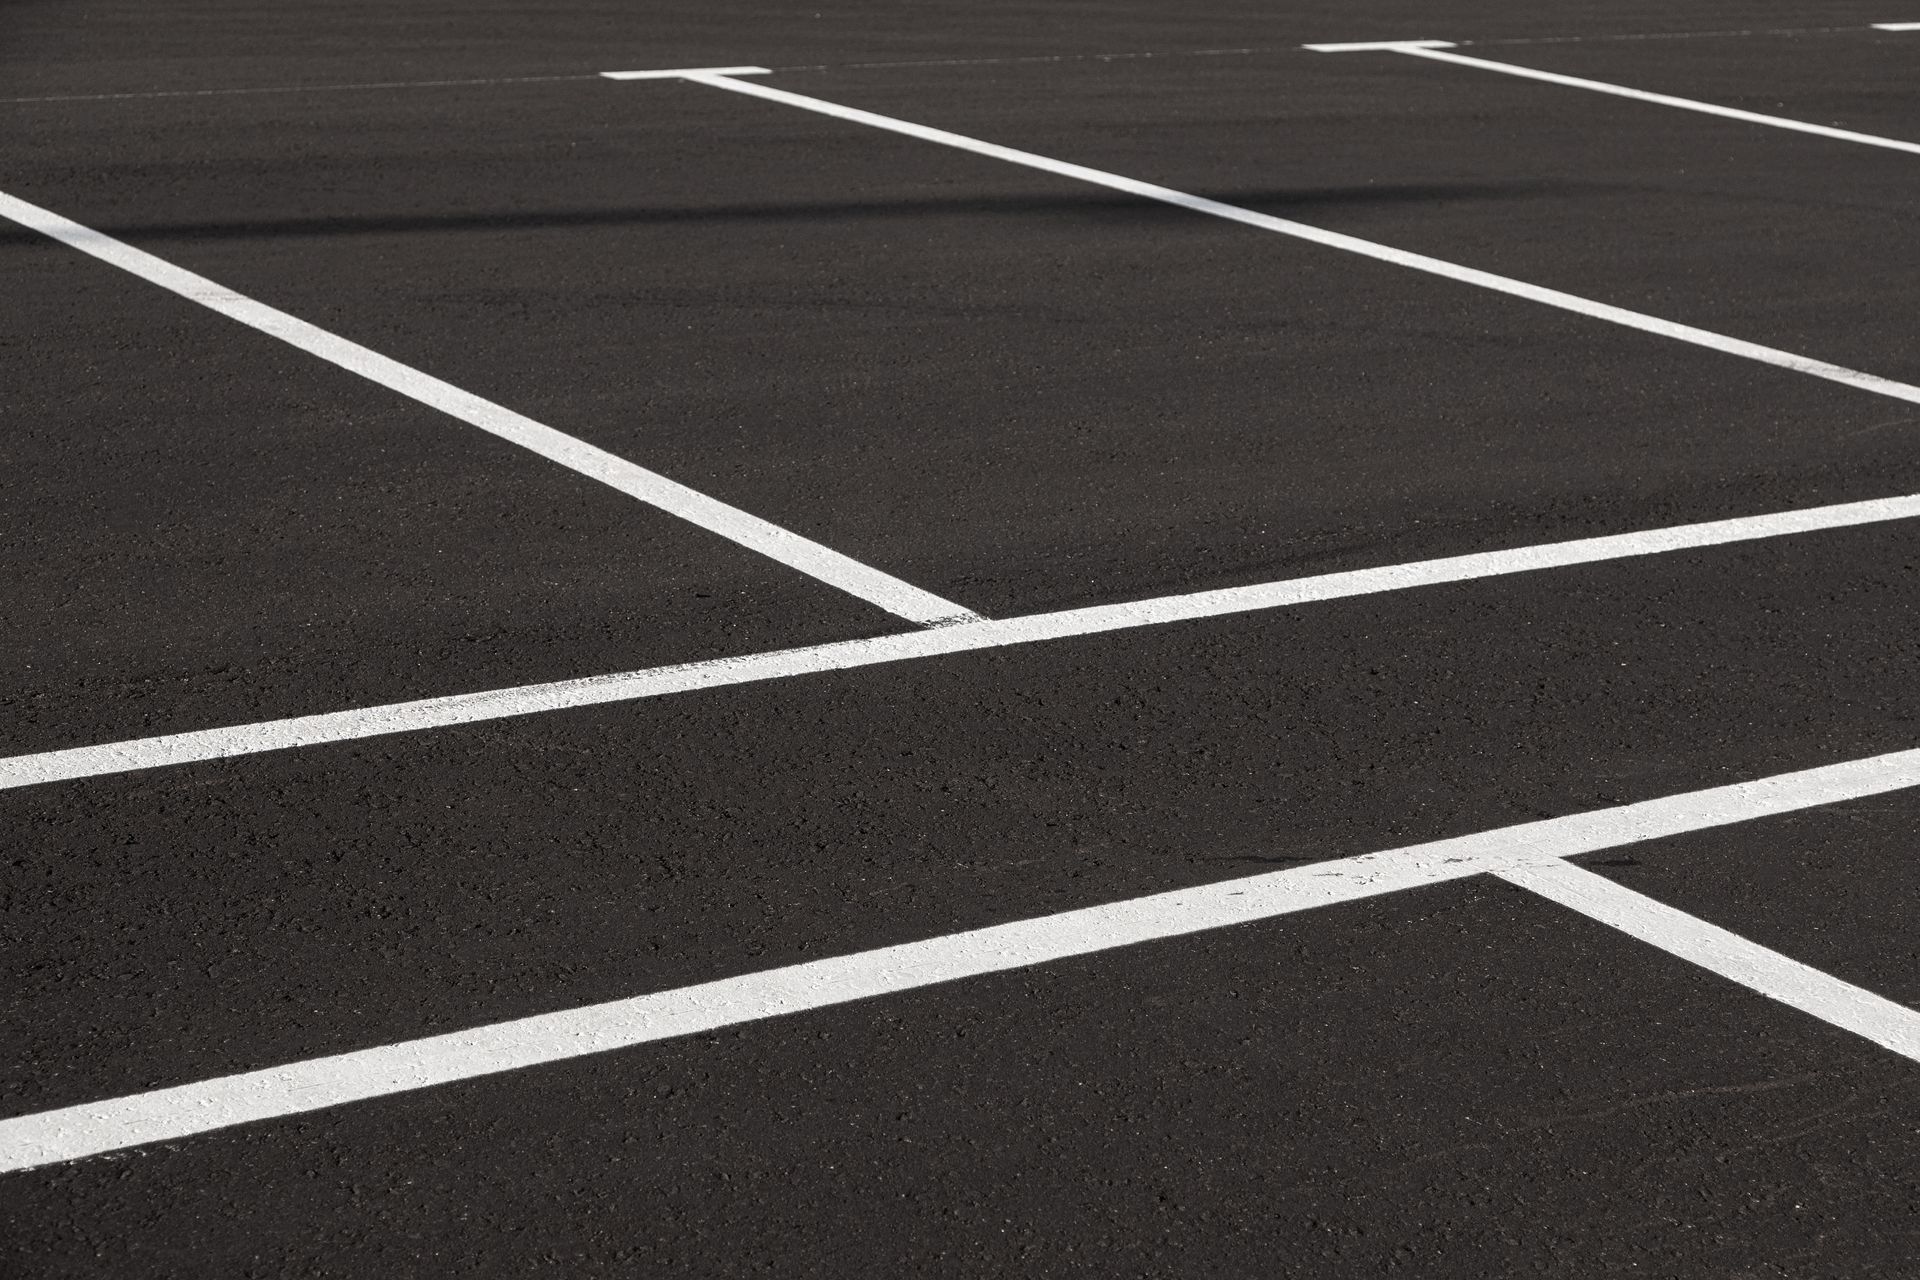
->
763, 54, 1920, 377
0, 232, 903, 755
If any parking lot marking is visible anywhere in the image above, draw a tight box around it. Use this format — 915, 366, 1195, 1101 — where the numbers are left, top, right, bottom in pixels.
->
3, 490, 1917, 791
1295, 40, 1456, 53
1308, 41, 1920, 157
1472, 26, 1867, 46
5, 744, 1917, 1172
1501, 860, 1920, 1060
0, 845, 1482, 1173
648, 72, 1920, 409
0, 189, 980, 628
0, 73, 604, 107
1, 26, 1905, 106
600, 66, 772, 80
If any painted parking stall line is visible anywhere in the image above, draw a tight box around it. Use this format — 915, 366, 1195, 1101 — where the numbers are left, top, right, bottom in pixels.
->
615, 69, 1920, 409
1305, 40, 1920, 157
4, 491, 1919, 791
600, 65, 773, 80
6, 744, 1920, 1173
0, 190, 979, 628
1499, 860, 1920, 1060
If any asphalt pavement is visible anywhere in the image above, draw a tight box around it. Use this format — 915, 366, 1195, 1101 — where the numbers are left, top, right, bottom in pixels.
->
4, 3, 1919, 1275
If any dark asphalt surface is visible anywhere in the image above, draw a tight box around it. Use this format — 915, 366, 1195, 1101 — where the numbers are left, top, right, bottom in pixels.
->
4, 3, 1919, 1275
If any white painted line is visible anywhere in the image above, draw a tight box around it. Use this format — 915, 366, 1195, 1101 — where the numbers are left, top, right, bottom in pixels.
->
0, 74, 605, 106
1299, 40, 1456, 53
1317, 41, 1920, 157
0, 29, 1896, 107
599, 66, 772, 80
6, 744, 1920, 1171
666, 73, 1920, 408
0, 847, 1478, 1171
1475, 25, 1876, 46
4, 490, 1919, 791
1499, 860, 1920, 1060
0, 189, 978, 628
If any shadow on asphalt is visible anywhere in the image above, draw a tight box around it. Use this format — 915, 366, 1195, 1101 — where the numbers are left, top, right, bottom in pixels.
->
0, 181, 1573, 245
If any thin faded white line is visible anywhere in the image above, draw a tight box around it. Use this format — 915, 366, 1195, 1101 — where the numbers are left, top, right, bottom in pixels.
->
1471, 25, 1868, 46
0, 189, 978, 628
1313, 40, 1920, 157
0, 27, 1887, 107
780, 46, 1274, 72
5, 744, 1918, 1171
4, 491, 1919, 791
0, 73, 601, 106
660, 71, 1920, 408
1, 53, 1284, 106
1500, 860, 1920, 1059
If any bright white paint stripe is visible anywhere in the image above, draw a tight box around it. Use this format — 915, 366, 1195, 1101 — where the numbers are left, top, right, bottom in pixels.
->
0, 850, 1477, 1171
1500, 860, 1920, 1059
1314, 40, 1920, 157
1299, 40, 1456, 52
5, 490, 1919, 791
663, 72, 1920, 408
600, 66, 771, 79
6, 745, 1920, 1171
0, 190, 977, 628
1871, 22, 1920, 31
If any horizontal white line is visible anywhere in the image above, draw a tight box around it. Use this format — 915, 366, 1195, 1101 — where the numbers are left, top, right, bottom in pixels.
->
0, 73, 604, 106
0, 27, 1890, 107
6, 744, 1918, 1171
1501, 861, 1920, 1059
0, 189, 976, 628
673, 73, 1920, 408
778, 46, 1274, 72
1300, 40, 1456, 53
599, 66, 771, 80
4, 491, 1918, 791
1374, 42, 1920, 156
1470, 25, 1868, 46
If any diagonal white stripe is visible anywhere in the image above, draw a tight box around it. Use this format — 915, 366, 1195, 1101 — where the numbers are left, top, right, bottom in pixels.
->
662, 71, 1920, 408
0, 189, 978, 627
1380, 42, 1920, 157
6, 745, 1920, 1172
1501, 860, 1920, 1059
